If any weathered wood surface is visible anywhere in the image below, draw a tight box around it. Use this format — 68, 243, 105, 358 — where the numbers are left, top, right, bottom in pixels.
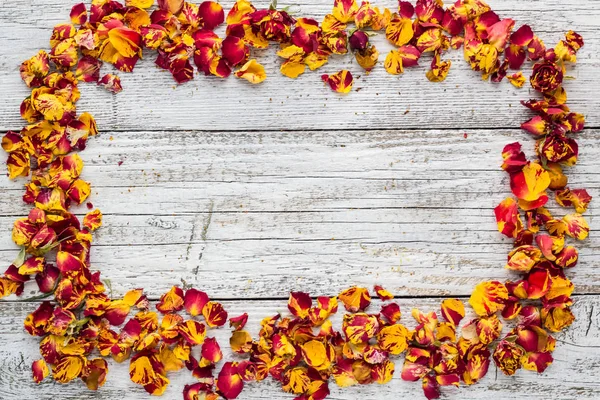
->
0, 0, 599, 398
1, 296, 599, 399
0, 129, 598, 299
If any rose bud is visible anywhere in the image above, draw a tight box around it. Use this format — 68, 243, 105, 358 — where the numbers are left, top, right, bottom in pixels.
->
530, 60, 563, 93
349, 30, 369, 52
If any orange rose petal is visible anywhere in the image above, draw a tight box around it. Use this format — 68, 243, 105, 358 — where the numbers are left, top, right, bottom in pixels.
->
230, 330, 253, 354
156, 286, 185, 314
338, 286, 371, 312
235, 59, 266, 84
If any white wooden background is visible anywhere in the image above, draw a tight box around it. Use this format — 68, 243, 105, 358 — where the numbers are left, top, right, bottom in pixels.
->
0, 0, 599, 398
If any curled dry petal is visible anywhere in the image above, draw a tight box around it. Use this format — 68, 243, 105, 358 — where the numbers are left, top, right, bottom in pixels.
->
32, 359, 49, 383
374, 285, 394, 301
229, 313, 248, 330
380, 302, 401, 323
288, 291, 312, 319
81, 358, 109, 390
338, 286, 370, 312
83, 209, 102, 231
230, 330, 253, 354
426, 54, 451, 82
235, 59, 266, 84
321, 70, 354, 93
494, 197, 522, 238
98, 74, 123, 93
555, 188, 592, 213
508, 72, 526, 88
156, 286, 184, 314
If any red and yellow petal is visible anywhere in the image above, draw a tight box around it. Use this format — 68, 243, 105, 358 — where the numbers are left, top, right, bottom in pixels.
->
374, 285, 394, 301
301, 340, 334, 370
380, 302, 401, 323
178, 320, 207, 346
81, 358, 108, 390
440, 298, 465, 326
202, 301, 228, 327
53, 355, 85, 383
377, 323, 410, 355
157, 0, 184, 14
510, 162, 550, 202
222, 36, 249, 67
469, 281, 508, 316
555, 188, 592, 213
332, 0, 359, 23
229, 313, 248, 330
505, 245, 542, 273
342, 313, 379, 344
338, 286, 371, 312
371, 359, 395, 384
288, 291, 312, 319
321, 70, 354, 94
562, 213, 590, 240
184, 288, 209, 317
156, 286, 185, 314
385, 15, 414, 46
83, 209, 103, 231
426, 54, 451, 82
521, 115, 548, 136
217, 362, 244, 399
32, 359, 50, 383
493, 197, 523, 238
199, 1, 225, 30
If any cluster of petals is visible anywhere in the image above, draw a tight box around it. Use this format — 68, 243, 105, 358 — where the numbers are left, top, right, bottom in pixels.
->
487, 27, 589, 378
0, 0, 592, 399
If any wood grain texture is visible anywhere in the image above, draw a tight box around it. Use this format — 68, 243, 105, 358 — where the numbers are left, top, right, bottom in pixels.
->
0, 0, 599, 399
1, 296, 599, 399
0, 129, 597, 298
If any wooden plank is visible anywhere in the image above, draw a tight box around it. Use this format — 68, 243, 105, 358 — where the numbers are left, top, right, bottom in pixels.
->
1, 128, 599, 197
0, 129, 597, 298
0, 0, 599, 132
0, 295, 598, 399
6, 238, 599, 299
